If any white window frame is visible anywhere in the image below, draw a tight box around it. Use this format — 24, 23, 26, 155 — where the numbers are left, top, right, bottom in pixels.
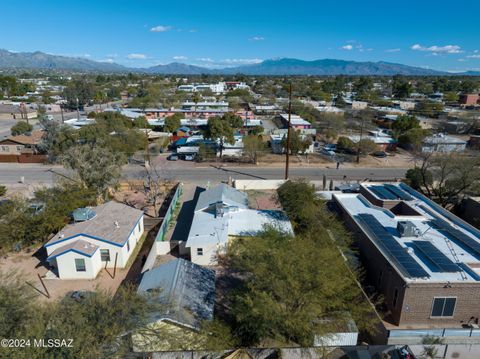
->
197, 248, 203, 256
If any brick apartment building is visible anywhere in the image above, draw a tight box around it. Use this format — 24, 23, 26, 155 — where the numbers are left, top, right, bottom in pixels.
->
333, 183, 480, 342
459, 93, 479, 106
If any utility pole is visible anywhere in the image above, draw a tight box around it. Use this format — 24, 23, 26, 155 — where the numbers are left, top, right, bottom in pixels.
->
356, 113, 365, 164
60, 104, 64, 124
76, 97, 80, 120
285, 83, 292, 180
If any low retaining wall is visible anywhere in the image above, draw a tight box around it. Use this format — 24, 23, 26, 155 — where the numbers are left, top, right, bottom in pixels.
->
234, 179, 286, 190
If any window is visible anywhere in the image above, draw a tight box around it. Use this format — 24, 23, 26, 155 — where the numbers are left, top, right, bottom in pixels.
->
1, 146, 9, 152
138, 222, 141, 232
75, 258, 86, 272
100, 249, 110, 262
393, 288, 399, 308
126, 240, 130, 252
16, 146, 23, 151
197, 248, 203, 256
431, 297, 456, 317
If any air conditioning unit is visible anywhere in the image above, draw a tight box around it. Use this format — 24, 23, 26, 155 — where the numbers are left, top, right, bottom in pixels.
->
397, 221, 419, 237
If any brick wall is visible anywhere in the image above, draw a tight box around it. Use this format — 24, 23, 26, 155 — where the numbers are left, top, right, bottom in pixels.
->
336, 197, 480, 327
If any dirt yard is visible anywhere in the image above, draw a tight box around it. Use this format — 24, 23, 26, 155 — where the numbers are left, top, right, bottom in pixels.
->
0, 248, 129, 302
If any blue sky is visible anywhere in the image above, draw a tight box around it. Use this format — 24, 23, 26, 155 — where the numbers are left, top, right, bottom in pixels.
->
2, 0, 480, 71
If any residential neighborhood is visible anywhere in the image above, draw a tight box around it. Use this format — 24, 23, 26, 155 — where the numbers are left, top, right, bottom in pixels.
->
1, 1, 480, 359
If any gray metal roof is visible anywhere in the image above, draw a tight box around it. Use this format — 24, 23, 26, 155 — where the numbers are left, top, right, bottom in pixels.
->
138, 258, 215, 329
195, 184, 248, 212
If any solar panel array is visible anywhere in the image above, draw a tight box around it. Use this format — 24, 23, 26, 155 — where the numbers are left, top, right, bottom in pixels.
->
412, 241, 460, 272
369, 186, 398, 200
384, 184, 413, 201
430, 217, 480, 258
356, 213, 430, 278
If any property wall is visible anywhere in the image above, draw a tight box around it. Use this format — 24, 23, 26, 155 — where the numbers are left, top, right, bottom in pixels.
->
55, 250, 102, 279
234, 179, 286, 190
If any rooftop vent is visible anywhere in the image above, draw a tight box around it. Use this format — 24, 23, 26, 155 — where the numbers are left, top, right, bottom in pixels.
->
215, 202, 224, 218
397, 221, 419, 237
114, 221, 119, 228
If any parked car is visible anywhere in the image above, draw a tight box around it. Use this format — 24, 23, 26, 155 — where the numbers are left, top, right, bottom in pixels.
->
324, 144, 337, 151
167, 154, 178, 161
371, 151, 387, 158
184, 154, 196, 161
320, 148, 336, 156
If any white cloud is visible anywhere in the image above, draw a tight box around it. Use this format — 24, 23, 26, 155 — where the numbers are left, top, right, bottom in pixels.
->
458, 58, 467, 62
221, 58, 262, 65
150, 25, 172, 32
127, 53, 147, 59
196, 57, 214, 62
411, 44, 462, 54
385, 48, 401, 53
100, 59, 115, 63
341, 45, 353, 50
173, 55, 188, 60
251, 36, 265, 41
467, 54, 480, 59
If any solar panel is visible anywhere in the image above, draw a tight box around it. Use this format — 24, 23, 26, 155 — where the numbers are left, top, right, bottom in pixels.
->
412, 241, 460, 272
384, 184, 413, 201
369, 186, 398, 200
430, 218, 480, 259
356, 214, 430, 278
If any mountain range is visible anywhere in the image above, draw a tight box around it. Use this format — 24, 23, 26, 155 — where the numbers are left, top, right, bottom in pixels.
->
0, 49, 477, 76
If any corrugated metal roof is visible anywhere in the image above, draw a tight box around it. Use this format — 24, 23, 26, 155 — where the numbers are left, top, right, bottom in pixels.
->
195, 184, 248, 212
138, 258, 215, 329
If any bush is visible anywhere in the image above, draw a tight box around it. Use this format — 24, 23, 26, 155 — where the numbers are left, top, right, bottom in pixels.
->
10, 121, 33, 136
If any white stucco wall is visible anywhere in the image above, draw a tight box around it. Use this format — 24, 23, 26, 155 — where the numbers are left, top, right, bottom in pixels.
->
54, 250, 102, 280
46, 215, 145, 279
189, 243, 225, 266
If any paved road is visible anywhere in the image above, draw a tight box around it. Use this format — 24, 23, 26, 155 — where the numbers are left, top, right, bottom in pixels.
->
0, 163, 409, 186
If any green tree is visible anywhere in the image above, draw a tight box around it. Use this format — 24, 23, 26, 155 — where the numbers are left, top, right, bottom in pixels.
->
204, 116, 236, 157
63, 79, 95, 110
243, 135, 265, 164
11, 121, 33, 136
281, 130, 312, 155
0, 186, 6, 197
398, 128, 429, 149
164, 113, 182, 132
392, 76, 413, 98
225, 181, 377, 346
337, 136, 356, 150
391, 115, 420, 134
415, 101, 445, 117
63, 144, 126, 199
357, 138, 377, 154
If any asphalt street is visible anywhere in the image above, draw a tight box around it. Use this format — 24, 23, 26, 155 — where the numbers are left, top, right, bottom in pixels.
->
0, 163, 408, 186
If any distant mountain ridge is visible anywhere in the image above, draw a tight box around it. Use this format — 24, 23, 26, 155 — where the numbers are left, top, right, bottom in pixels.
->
0, 49, 477, 76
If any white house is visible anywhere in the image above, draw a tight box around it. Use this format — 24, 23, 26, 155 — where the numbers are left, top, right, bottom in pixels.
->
422, 133, 467, 153
186, 184, 293, 266
44, 202, 144, 279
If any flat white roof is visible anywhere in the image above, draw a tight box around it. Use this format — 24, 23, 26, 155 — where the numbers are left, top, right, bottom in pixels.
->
334, 183, 480, 283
